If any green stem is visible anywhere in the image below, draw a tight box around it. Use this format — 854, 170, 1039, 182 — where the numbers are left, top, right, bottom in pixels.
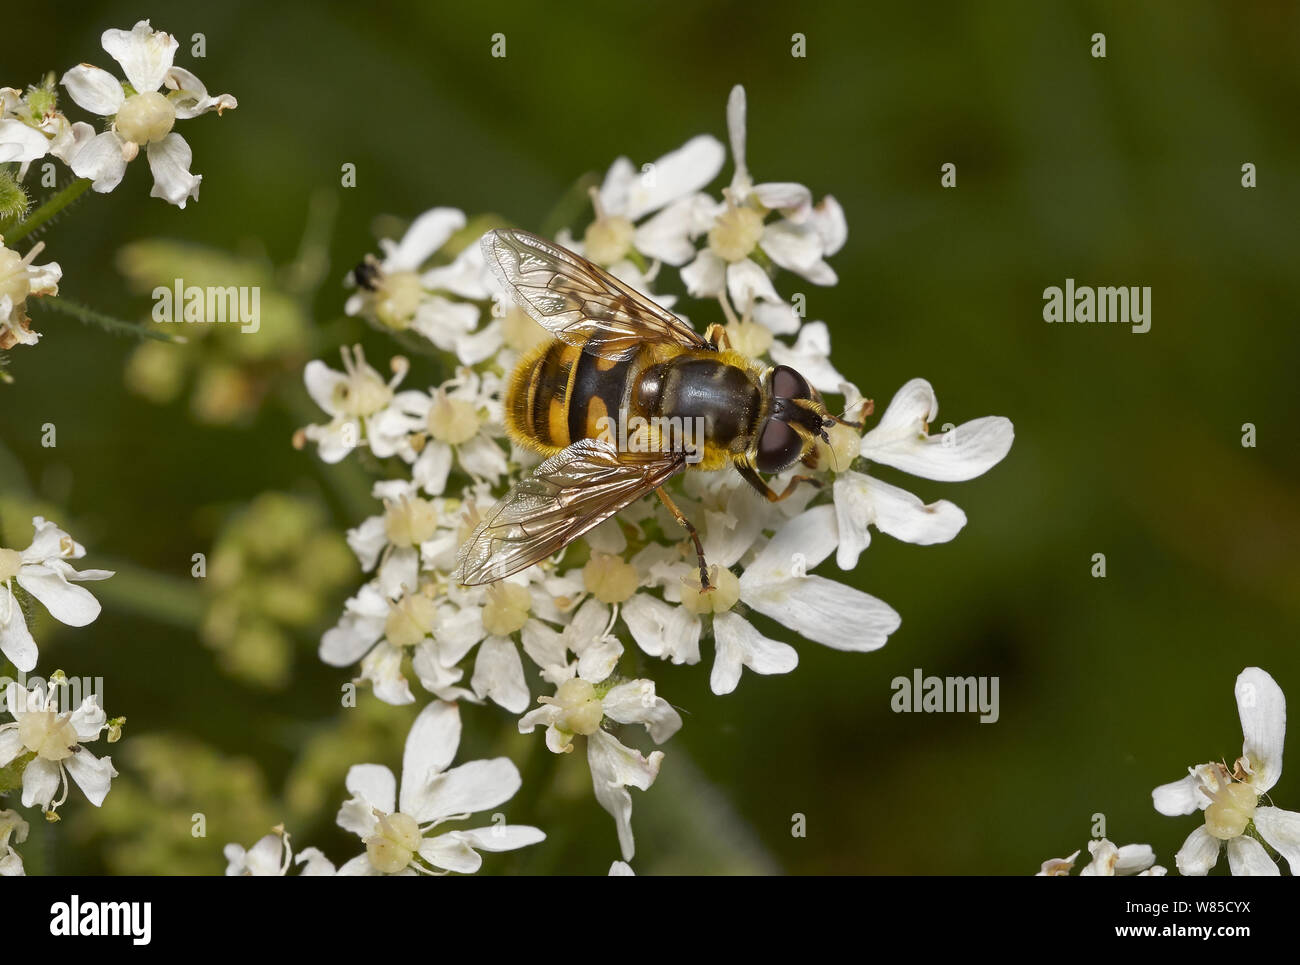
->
3, 178, 92, 245
41, 295, 187, 343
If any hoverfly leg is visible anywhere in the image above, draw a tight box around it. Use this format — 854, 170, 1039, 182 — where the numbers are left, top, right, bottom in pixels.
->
655, 487, 712, 591
738, 464, 823, 503
703, 322, 731, 352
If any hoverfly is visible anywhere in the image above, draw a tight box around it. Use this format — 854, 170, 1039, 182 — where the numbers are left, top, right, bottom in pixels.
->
457, 229, 852, 591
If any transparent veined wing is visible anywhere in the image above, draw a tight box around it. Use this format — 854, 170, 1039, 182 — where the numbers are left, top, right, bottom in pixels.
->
480, 228, 710, 360
457, 438, 686, 585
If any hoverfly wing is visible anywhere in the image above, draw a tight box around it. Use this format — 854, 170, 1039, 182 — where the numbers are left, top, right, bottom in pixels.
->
481, 228, 711, 360
457, 438, 686, 585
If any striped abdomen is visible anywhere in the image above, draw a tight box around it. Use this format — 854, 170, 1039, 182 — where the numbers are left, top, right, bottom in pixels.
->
505, 340, 643, 455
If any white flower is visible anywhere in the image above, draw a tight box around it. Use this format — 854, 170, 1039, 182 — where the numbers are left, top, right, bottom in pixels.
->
385, 368, 509, 496
60, 20, 236, 206
320, 579, 481, 707
584, 133, 725, 266
1035, 840, 1164, 876
224, 827, 335, 876
642, 503, 901, 695
681, 85, 846, 310
0, 238, 61, 351
520, 676, 681, 860
609, 860, 635, 876
0, 516, 114, 673
299, 345, 408, 463
830, 378, 1015, 570
0, 808, 29, 876
346, 208, 502, 362
1153, 667, 1299, 876
0, 680, 117, 812
336, 700, 544, 874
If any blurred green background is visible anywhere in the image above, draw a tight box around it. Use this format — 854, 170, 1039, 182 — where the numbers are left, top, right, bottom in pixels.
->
2, 0, 1297, 874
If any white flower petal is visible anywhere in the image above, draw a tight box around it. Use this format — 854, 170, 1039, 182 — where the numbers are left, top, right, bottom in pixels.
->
0, 595, 37, 673
64, 751, 116, 807
1152, 770, 1209, 816
451, 824, 545, 852
1226, 834, 1278, 876
622, 594, 701, 666
860, 378, 1014, 482
0, 119, 50, 164
743, 573, 900, 652
22, 758, 61, 809
146, 133, 201, 208
1235, 666, 1285, 793
711, 611, 797, 695
726, 258, 780, 309
384, 208, 465, 272
101, 20, 178, 93
1254, 806, 1300, 875
418, 833, 481, 873
398, 700, 461, 813
587, 729, 662, 862
602, 680, 682, 743
680, 250, 726, 298
68, 131, 129, 193
768, 320, 845, 394
470, 636, 530, 714
1174, 825, 1220, 876
834, 472, 966, 570
344, 763, 397, 817
15, 568, 102, 626
411, 758, 522, 823
623, 134, 726, 220
163, 66, 237, 119
59, 65, 125, 116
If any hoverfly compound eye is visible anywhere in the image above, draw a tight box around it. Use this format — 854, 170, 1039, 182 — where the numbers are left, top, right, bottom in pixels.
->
771, 365, 811, 400
756, 418, 803, 473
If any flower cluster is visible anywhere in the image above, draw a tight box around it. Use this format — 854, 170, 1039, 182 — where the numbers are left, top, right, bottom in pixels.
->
0, 517, 121, 875
2, 20, 237, 207
292, 85, 1014, 866
1, 20, 237, 369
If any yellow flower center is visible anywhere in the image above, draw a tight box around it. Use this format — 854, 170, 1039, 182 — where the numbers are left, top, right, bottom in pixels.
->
724, 319, 773, 358
18, 709, 79, 762
384, 592, 439, 648
383, 497, 440, 547
0, 547, 22, 582
583, 552, 638, 604
374, 270, 424, 331
426, 393, 480, 445
1204, 781, 1258, 841
114, 90, 176, 145
481, 581, 532, 637
332, 368, 392, 419
583, 215, 635, 265
0, 249, 32, 306
365, 811, 422, 874
680, 564, 740, 615
817, 420, 861, 473
553, 677, 604, 736
708, 205, 765, 263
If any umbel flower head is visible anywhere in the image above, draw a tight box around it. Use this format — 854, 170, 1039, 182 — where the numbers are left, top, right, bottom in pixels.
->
1153, 667, 1299, 876
60, 20, 237, 206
